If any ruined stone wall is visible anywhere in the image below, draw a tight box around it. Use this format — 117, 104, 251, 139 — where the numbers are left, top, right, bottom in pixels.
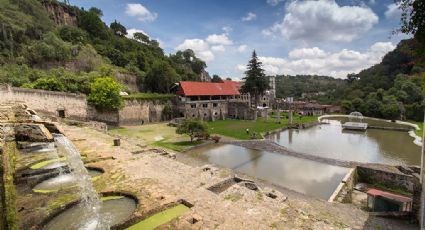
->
87, 106, 119, 126
228, 102, 257, 120
118, 99, 173, 125
328, 168, 357, 203
181, 101, 228, 121
357, 166, 416, 192
0, 86, 88, 120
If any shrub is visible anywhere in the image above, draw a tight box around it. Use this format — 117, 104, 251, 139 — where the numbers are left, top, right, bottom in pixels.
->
88, 77, 123, 111
176, 119, 208, 142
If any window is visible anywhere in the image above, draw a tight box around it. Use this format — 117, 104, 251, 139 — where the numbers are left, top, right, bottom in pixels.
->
203, 104, 208, 108
191, 104, 196, 108
213, 103, 218, 107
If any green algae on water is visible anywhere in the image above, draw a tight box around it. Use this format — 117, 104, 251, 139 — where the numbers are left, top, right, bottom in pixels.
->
100, 196, 124, 201
126, 204, 190, 230
30, 157, 66, 169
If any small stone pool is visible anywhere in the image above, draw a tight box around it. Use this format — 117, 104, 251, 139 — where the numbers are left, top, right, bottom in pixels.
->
187, 144, 348, 200
44, 196, 136, 230
33, 169, 103, 193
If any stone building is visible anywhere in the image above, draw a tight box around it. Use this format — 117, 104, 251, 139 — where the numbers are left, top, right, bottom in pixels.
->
176, 80, 253, 121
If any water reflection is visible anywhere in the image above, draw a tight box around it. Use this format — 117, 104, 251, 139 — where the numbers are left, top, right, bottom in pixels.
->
267, 120, 421, 166
188, 144, 348, 199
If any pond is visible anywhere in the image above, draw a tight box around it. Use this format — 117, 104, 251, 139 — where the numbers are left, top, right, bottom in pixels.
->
187, 144, 348, 200
267, 119, 421, 166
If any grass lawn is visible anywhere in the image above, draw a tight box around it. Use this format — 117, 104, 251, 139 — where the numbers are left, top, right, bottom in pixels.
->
207, 115, 318, 140
109, 123, 200, 152
407, 120, 423, 137
153, 140, 203, 152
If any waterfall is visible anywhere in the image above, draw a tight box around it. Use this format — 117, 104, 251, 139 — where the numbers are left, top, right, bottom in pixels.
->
54, 134, 109, 230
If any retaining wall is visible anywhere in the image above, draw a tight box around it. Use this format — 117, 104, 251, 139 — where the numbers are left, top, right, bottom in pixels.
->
0, 85, 87, 120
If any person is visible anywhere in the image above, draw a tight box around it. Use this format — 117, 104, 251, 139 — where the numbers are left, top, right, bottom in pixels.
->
246, 128, 249, 134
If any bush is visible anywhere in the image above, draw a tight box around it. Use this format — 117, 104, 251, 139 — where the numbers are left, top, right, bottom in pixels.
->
24, 77, 65, 91
88, 77, 123, 111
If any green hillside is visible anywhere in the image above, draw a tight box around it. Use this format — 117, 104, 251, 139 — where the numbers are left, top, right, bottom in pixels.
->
0, 0, 207, 95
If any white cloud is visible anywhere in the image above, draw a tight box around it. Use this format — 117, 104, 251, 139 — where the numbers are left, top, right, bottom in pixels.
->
236, 64, 247, 72
235, 42, 396, 78
126, 3, 157, 22
267, 0, 285, 6
241, 12, 257, 21
263, 0, 378, 42
238, 45, 248, 53
211, 45, 226, 52
175, 39, 215, 62
385, 3, 402, 19
206, 34, 233, 45
175, 33, 237, 62
126, 28, 149, 39
222, 26, 233, 33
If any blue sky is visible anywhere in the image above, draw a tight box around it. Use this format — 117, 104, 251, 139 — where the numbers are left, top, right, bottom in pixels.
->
70, 0, 410, 79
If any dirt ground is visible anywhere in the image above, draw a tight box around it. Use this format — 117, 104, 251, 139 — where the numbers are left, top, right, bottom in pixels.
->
60, 124, 418, 230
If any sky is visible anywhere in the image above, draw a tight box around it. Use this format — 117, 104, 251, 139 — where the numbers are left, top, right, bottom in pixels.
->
69, 0, 410, 80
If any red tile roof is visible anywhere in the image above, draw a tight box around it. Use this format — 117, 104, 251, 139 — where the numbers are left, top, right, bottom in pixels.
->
177, 80, 241, 96
367, 189, 412, 203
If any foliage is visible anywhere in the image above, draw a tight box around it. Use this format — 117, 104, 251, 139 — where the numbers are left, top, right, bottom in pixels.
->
162, 104, 173, 120
211, 74, 222, 82
398, 0, 425, 43
144, 60, 178, 93
176, 119, 208, 142
241, 50, 269, 107
23, 77, 65, 91
88, 77, 123, 110
275, 74, 345, 104
25, 32, 74, 65
122, 93, 175, 101
110, 20, 127, 36
0, 0, 208, 97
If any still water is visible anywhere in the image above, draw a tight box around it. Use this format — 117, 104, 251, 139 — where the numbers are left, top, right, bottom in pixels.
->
188, 144, 348, 199
267, 119, 421, 166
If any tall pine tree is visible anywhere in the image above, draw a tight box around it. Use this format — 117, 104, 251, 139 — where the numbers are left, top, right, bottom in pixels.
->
241, 50, 269, 107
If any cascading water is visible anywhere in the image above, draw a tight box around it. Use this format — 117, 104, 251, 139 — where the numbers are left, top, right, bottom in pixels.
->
53, 134, 109, 230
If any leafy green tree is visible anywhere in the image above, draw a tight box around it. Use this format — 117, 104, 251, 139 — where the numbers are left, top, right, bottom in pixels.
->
133, 32, 149, 43
241, 50, 269, 107
110, 20, 127, 36
364, 98, 382, 117
88, 77, 123, 111
211, 74, 222, 82
145, 60, 178, 93
58, 26, 88, 44
89, 7, 103, 17
176, 119, 208, 142
78, 11, 109, 39
398, 0, 425, 43
341, 100, 352, 113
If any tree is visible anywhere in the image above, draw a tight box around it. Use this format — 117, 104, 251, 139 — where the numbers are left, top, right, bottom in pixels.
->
241, 50, 269, 107
78, 11, 109, 39
145, 60, 178, 93
211, 74, 222, 82
133, 32, 149, 43
110, 20, 127, 36
89, 7, 103, 17
88, 77, 123, 111
176, 119, 208, 142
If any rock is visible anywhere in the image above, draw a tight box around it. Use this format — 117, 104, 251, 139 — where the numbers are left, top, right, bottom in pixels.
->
14, 123, 53, 142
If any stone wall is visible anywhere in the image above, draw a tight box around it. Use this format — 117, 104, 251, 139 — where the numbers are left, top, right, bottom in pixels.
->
0, 85, 88, 120
228, 102, 257, 120
180, 100, 228, 121
328, 168, 357, 203
357, 166, 416, 192
118, 99, 173, 125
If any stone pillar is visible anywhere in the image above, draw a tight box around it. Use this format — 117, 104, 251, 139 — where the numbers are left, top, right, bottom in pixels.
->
289, 110, 293, 125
